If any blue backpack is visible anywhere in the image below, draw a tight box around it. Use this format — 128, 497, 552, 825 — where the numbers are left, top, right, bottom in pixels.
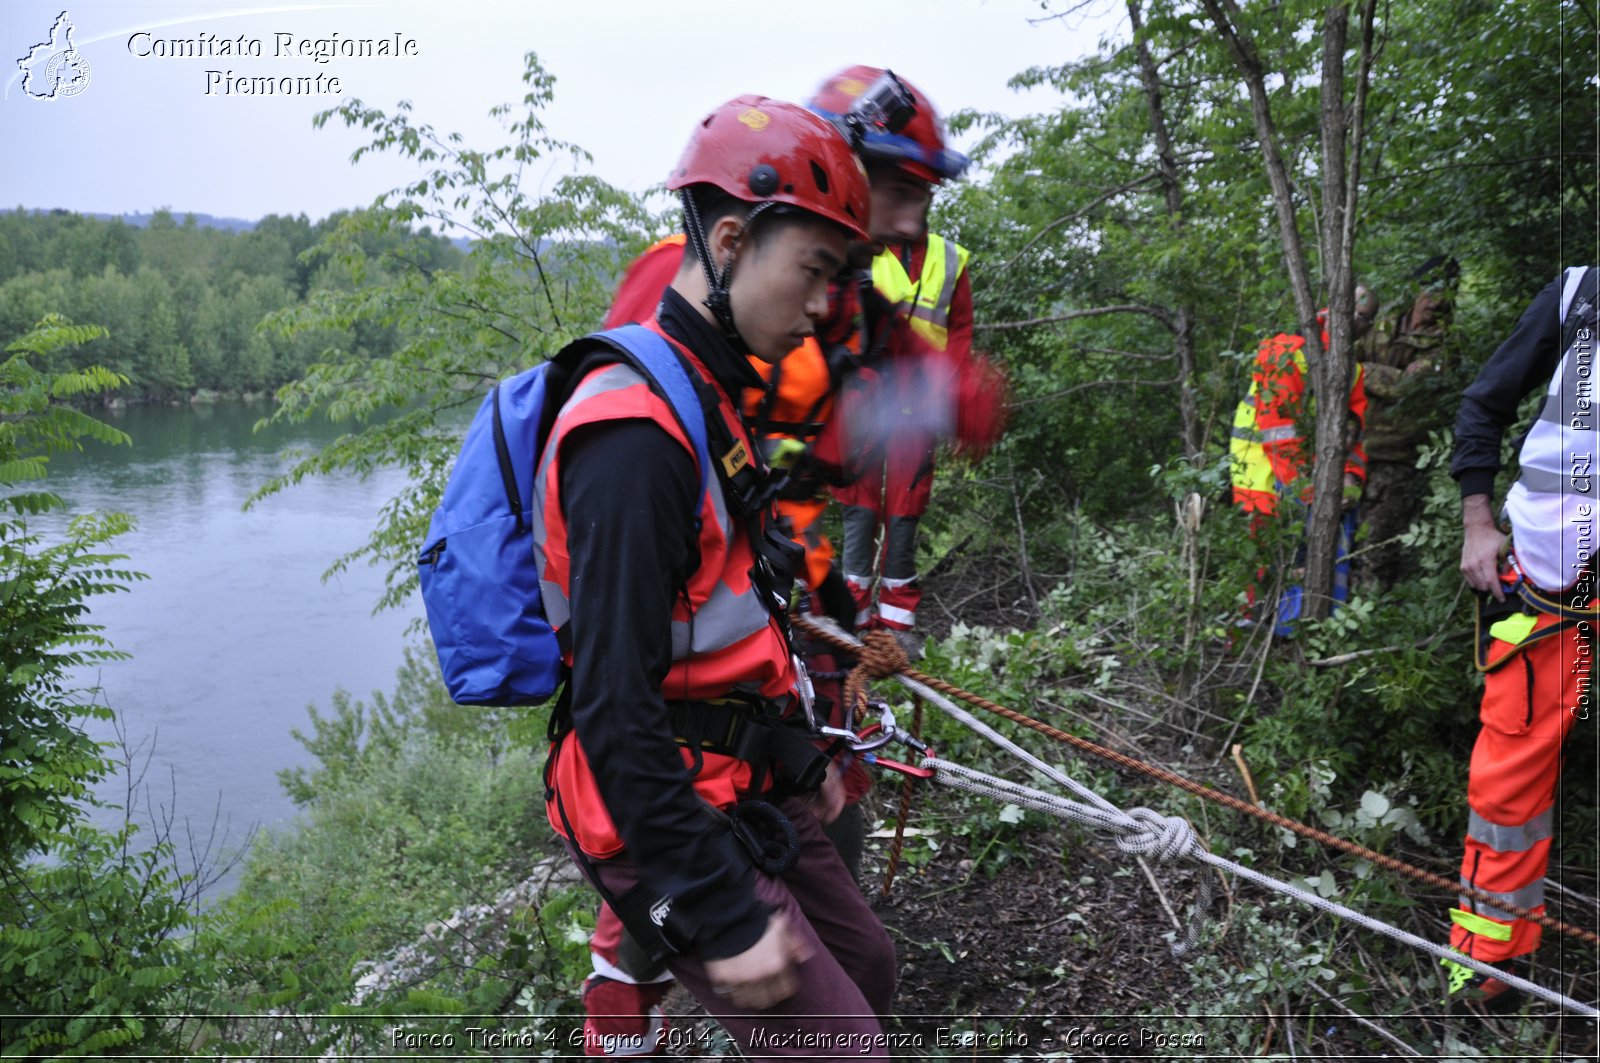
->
418, 325, 713, 706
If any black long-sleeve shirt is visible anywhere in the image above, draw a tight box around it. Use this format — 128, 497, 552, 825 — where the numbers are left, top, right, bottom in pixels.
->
558, 288, 771, 960
1451, 274, 1571, 500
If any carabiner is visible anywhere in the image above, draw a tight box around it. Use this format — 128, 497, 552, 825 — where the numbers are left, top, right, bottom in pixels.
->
860, 749, 937, 779
817, 723, 895, 753
857, 704, 937, 779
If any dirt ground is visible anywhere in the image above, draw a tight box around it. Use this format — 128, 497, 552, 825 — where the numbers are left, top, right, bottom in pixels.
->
659, 815, 1599, 1059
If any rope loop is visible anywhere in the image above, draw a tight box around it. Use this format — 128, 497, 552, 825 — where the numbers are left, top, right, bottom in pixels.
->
794, 618, 1600, 1014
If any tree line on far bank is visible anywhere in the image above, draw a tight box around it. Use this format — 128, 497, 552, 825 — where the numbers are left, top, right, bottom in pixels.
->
0, 208, 462, 400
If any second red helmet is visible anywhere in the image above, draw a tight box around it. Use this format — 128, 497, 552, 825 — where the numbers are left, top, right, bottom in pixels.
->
810, 66, 969, 184
667, 95, 871, 242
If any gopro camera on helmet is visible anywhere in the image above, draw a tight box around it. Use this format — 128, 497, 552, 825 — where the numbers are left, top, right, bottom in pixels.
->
839, 69, 915, 149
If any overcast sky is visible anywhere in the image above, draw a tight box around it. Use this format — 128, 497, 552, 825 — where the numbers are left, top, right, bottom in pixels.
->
1, 0, 1123, 225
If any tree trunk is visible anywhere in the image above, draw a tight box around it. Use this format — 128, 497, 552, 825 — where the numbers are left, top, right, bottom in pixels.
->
1202, 0, 1378, 620
1200, 0, 1323, 342
1131, 0, 1208, 709
1304, 2, 1353, 619
1129, 0, 1203, 462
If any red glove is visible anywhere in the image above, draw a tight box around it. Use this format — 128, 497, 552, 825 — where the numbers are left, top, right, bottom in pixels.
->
952, 351, 1009, 460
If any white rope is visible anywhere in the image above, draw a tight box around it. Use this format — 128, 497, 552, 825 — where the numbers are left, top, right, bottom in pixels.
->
800, 617, 1600, 1017
927, 758, 1212, 955
924, 757, 1599, 1018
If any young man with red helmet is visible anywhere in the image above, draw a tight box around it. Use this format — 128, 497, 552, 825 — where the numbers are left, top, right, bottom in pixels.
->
578, 73, 1004, 1055
538, 96, 895, 1056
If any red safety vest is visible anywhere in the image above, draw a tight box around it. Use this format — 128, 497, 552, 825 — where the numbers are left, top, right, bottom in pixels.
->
536, 320, 797, 858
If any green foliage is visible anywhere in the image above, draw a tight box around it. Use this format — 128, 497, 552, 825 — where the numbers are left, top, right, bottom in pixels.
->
1236, 436, 1480, 841
252, 51, 656, 613
928, 0, 1590, 585
0, 818, 222, 1060
0, 315, 232, 1060
277, 645, 527, 808
0, 8, 1569, 1054
327, 885, 595, 1059
0, 316, 136, 865
205, 645, 569, 1055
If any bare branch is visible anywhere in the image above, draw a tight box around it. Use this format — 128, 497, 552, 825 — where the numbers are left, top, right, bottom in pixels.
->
1306, 627, 1472, 667
976, 303, 1177, 333
1076, 344, 1176, 361
1199, 0, 1321, 343
1365, 152, 1584, 184
995, 171, 1161, 274
1339, 0, 1379, 269
1009, 367, 1186, 406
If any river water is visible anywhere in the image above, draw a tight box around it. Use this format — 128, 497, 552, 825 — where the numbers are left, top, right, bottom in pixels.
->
34, 400, 422, 890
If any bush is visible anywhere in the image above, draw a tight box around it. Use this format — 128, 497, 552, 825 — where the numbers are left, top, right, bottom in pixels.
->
1, 315, 226, 1059
205, 646, 575, 1055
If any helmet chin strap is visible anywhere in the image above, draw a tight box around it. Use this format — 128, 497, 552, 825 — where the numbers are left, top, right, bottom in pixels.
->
680, 190, 775, 350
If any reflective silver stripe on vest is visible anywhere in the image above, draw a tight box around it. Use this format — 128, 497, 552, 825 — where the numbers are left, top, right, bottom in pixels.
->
1458, 877, 1545, 922
532, 360, 767, 663
1467, 806, 1555, 854
1512, 464, 1596, 497
670, 577, 774, 657
531, 363, 648, 632
1504, 267, 1598, 590
909, 237, 962, 331
1256, 424, 1299, 443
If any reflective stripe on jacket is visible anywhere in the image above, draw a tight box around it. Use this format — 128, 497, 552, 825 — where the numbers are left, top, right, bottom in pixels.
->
870, 233, 969, 352
1230, 331, 1369, 514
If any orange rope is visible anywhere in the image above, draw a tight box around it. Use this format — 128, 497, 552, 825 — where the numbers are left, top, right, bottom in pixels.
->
879, 695, 924, 898
808, 617, 1600, 947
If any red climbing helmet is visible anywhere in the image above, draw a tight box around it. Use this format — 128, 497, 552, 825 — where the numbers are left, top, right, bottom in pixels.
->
668, 95, 871, 242
810, 65, 969, 184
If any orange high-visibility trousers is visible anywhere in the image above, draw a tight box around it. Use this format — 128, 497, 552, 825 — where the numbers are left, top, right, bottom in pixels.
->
1450, 612, 1589, 963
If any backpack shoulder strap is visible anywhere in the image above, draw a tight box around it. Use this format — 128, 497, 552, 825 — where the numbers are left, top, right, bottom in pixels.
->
558, 324, 714, 513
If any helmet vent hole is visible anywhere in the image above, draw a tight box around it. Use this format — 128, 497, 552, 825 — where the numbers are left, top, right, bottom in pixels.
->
783, 183, 794, 193
810, 162, 830, 194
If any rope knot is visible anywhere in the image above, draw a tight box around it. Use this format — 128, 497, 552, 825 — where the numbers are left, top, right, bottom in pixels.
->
843, 629, 913, 726
1114, 807, 1197, 864
858, 629, 911, 678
